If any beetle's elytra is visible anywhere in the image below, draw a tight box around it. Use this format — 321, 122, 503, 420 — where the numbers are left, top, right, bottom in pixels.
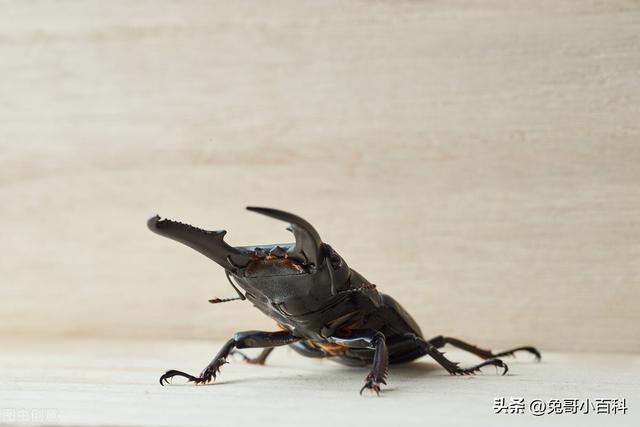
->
149, 207, 540, 395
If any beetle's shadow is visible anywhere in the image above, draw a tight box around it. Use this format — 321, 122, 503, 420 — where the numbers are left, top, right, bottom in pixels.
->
391, 361, 441, 375
329, 360, 443, 380
329, 360, 511, 380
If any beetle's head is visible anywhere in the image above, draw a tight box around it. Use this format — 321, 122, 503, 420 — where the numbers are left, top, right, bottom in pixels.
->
147, 207, 351, 316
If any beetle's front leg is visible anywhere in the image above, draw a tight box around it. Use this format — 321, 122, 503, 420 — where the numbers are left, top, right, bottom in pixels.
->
327, 329, 388, 395
159, 330, 300, 386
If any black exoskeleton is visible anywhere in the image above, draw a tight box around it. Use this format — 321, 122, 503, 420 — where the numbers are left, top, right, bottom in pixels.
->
149, 207, 540, 395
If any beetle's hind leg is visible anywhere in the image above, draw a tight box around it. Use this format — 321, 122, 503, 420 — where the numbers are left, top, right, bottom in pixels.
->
428, 336, 541, 361
410, 335, 509, 376
159, 330, 299, 386
231, 347, 274, 365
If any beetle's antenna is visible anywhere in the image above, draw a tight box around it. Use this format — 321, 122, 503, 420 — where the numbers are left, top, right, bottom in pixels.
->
225, 270, 247, 300
208, 296, 243, 304
208, 270, 247, 304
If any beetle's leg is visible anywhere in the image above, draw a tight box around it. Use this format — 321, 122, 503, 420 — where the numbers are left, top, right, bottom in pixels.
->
289, 340, 328, 358
416, 336, 509, 376
230, 347, 275, 365
159, 330, 300, 386
428, 335, 541, 361
327, 329, 388, 395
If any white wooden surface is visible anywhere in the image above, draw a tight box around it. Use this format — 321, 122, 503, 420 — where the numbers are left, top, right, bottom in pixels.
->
0, 1, 639, 353
0, 338, 638, 427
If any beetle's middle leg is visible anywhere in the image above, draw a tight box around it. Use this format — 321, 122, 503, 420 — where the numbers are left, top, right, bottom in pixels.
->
159, 330, 300, 386
327, 329, 388, 395
428, 336, 541, 361
231, 347, 274, 365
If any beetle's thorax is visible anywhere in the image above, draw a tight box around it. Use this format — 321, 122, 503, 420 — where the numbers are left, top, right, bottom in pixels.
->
230, 243, 351, 318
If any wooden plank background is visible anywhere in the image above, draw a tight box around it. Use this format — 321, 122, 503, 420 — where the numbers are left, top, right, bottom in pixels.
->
1, 0, 638, 352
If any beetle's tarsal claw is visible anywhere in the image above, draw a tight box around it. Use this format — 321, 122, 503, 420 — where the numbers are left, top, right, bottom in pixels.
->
454, 359, 508, 376
533, 349, 542, 361
500, 361, 509, 376
493, 346, 541, 362
360, 380, 382, 396
159, 369, 201, 386
360, 370, 386, 396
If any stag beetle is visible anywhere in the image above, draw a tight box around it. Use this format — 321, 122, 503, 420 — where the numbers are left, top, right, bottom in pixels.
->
148, 207, 540, 394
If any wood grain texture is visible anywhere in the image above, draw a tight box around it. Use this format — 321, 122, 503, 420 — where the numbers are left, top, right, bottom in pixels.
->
0, 338, 638, 426
0, 1, 638, 352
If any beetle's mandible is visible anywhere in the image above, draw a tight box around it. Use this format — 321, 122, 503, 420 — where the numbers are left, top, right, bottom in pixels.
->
148, 207, 540, 395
